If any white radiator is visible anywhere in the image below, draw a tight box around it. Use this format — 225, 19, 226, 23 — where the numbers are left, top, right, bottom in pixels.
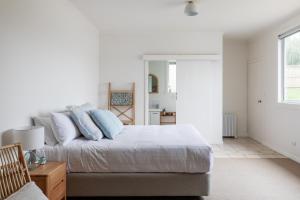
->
223, 112, 237, 138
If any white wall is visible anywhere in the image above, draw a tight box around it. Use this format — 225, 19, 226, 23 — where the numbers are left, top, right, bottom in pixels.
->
0, 0, 99, 145
223, 39, 248, 137
149, 61, 176, 112
248, 14, 300, 162
99, 32, 223, 144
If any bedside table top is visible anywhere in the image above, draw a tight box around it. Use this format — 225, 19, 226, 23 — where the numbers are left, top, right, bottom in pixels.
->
30, 162, 66, 177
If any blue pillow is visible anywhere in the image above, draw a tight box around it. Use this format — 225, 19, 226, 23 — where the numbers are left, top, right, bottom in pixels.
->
70, 107, 103, 140
89, 110, 124, 139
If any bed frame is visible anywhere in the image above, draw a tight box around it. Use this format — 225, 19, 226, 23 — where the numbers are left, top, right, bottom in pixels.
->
66, 172, 210, 197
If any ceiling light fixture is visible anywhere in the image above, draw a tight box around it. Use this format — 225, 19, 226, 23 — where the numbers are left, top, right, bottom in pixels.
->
184, 0, 198, 16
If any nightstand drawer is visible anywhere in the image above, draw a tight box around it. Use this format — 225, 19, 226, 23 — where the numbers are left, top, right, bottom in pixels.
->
50, 178, 66, 200
49, 165, 65, 191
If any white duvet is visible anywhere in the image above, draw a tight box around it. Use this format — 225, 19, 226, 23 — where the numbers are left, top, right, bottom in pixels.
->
43, 125, 213, 173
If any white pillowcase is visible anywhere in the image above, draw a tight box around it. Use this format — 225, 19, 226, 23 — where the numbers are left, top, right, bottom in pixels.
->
66, 102, 95, 112
33, 116, 57, 146
50, 112, 81, 145
5, 182, 48, 200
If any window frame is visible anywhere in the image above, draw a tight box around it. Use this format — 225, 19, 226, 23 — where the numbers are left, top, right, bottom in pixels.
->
278, 26, 300, 104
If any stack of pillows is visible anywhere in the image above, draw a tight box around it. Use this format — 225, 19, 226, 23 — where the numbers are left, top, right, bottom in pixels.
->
33, 103, 124, 146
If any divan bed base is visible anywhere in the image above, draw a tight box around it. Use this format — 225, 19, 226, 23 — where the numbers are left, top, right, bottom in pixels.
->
67, 172, 210, 197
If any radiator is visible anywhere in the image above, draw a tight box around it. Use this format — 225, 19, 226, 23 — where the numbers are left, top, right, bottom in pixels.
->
223, 112, 237, 138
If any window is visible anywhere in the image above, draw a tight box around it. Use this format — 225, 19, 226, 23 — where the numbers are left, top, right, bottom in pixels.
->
168, 62, 176, 93
279, 28, 300, 102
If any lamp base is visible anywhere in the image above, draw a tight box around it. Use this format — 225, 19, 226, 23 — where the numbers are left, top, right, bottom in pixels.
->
24, 150, 39, 171
27, 163, 39, 171
24, 149, 47, 170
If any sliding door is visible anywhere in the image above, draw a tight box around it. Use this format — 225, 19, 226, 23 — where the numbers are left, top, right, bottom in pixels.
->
176, 60, 222, 144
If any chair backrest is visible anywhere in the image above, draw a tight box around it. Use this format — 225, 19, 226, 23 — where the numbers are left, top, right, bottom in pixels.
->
0, 144, 31, 199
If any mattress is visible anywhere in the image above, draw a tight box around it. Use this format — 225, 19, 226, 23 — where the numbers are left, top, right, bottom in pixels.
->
43, 125, 213, 173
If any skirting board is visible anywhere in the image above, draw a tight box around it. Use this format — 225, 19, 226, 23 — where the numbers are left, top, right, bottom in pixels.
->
67, 172, 210, 197
250, 136, 300, 164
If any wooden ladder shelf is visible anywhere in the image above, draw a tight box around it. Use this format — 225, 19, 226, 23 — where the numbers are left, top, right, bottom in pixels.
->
108, 82, 135, 125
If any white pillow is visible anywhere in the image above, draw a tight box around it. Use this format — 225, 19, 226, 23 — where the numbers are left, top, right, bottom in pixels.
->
33, 116, 57, 146
66, 102, 95, 112
5, 182, 48, 200
50, 112, 81, 145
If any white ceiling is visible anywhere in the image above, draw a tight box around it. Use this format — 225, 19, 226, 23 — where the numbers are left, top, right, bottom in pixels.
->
70, 0, 300, 39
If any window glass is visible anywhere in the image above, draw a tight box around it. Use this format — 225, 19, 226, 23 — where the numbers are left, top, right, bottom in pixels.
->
168, 62, 176, 93
283, 32, 300, 101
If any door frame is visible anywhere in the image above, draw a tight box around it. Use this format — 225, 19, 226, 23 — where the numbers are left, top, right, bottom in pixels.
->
143, 54, 221, 125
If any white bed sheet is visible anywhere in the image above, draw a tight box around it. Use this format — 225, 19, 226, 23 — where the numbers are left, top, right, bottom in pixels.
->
43, 125, 213, 173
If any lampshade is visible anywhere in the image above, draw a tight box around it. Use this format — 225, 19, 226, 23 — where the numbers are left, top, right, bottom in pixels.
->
184, 1, 198, 16
3, 126, 44, 151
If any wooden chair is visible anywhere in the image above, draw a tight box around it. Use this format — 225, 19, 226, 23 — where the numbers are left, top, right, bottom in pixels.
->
0, 144, 31, 200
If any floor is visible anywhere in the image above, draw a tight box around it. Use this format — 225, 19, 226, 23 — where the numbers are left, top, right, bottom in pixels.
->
204, 158, 300, 200
68, 138, 300, 200
212, 137, 286, 158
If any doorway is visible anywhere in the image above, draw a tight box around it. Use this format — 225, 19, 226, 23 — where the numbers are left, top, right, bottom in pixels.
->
143, 54, 222, 144
147, 60, 177, 125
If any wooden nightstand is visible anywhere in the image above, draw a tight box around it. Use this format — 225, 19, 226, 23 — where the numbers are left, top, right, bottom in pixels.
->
30, 162, 66, 200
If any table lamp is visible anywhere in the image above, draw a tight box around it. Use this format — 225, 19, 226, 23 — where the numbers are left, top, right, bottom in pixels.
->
3, 126, 45, 170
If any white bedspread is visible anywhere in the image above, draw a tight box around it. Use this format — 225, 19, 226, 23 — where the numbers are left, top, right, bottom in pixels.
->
43, 125, 213, 173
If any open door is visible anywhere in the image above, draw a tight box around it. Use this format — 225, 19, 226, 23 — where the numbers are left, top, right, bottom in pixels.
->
176, 60, 222, 144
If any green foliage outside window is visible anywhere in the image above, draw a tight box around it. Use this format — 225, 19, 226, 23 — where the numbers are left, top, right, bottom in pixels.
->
286, 32, 300, 65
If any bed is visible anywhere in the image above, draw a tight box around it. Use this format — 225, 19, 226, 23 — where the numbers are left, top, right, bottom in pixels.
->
43, 124, 213, 197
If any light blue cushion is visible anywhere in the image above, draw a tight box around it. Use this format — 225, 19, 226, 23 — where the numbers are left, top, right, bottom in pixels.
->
70, 108, 103, 140
90, 109, 124, 139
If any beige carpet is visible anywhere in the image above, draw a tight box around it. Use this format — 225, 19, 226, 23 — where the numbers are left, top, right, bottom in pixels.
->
205, 158, 300, 200
69, 158, 300, 200
212, 138, 286, 158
